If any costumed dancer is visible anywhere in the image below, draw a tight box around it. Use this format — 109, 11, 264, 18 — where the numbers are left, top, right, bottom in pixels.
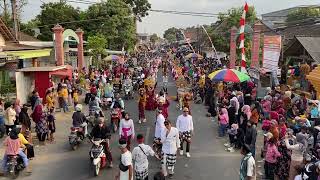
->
145, 77, 156, 111
156, 93, 170, 119
138, 88, 147, 124
182, 92, 192, 114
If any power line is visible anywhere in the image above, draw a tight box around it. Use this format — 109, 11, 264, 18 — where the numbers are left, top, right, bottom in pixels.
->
65, 0, 221, 17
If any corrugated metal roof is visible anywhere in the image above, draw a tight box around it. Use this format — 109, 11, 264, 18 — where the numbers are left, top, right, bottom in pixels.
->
17, 65, 67, 72
296, 36, 320, 63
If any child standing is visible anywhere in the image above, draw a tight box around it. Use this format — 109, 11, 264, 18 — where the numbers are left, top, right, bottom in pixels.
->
73, 89, 79, 109
47, 109, 56, 143
218, 108, 229, 137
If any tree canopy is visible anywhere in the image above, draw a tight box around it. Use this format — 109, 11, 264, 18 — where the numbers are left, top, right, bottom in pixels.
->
163, 27, 183, 43
286, 7, 320, 23
123, 0, 151, 21
211, 6, 257, 62
83, 0, 136, 51
23, 0, 145, 51
150, 33, 159, 44
36, 1, 81, 41
87, 34, 107, 67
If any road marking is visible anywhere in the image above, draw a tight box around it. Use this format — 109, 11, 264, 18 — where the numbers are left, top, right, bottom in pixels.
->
146, 127, 150, 144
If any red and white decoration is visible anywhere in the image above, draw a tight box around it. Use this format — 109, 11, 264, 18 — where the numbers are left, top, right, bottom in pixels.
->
239, 2, 249, 73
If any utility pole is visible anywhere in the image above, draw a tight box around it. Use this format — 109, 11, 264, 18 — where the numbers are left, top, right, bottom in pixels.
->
11, 0, 18, 40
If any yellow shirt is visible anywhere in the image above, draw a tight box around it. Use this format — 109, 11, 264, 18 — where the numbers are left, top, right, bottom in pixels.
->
46, 95, 54, 109
73, 93, 79, 103
217, 82, 224, 92
18, 133, 29, 148
61, 89, 68, 99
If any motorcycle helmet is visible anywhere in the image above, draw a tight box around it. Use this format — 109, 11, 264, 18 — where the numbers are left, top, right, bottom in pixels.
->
75, 104, 83, 112
9, 128, 19, 140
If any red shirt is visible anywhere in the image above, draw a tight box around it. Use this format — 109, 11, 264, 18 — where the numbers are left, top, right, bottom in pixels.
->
90, 86, 97, 94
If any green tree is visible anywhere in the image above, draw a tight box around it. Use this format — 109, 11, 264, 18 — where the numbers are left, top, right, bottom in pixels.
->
163, 27, 182, 43
212, 6, 257, 63
83, 0, 136, 51
123, 0, 151, 21
87, 34, 107, 67
150, 33, 159, 44
20, 19, 40, 37
286, 7, 320, 23
36, 1, 81, 41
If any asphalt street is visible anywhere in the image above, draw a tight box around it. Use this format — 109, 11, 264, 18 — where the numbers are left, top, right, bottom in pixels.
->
0, 71, 244, 180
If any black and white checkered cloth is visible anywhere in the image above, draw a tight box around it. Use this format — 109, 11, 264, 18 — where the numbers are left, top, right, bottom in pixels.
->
135, 168, 148, 180
179, 131, 191, 141
161, 153, 177, 168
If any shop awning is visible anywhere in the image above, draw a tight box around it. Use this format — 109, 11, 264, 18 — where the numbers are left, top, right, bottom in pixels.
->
6, 48, 52, 59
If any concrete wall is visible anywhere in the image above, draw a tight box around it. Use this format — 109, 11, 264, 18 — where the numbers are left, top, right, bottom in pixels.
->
16, 72, 34, 104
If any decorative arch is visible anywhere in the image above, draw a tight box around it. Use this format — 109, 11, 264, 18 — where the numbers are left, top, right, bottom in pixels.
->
63, 29, 79, 43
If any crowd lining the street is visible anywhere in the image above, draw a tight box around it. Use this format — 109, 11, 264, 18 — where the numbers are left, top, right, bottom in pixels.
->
0, 48, 319, 180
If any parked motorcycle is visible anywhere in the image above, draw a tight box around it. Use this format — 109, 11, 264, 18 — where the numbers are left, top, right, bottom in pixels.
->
90, 138, 107, 176
110, 108, 121, 133
68, 127, 85, 150
6, 154, 25, 179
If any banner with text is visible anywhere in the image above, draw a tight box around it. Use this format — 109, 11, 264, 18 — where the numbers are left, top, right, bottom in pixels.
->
262, 35, 281, 71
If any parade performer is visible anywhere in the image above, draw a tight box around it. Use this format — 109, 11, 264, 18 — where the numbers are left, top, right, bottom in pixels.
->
182, 92, 192, 113
161, 120, 180, 178
138, 88, 147, 124
144, 77, 156, 111
176, 107, 194, 158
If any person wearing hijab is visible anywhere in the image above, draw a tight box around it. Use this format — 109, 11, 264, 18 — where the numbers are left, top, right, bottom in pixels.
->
218, 108, 229, 137
262, 96, 272, 118
250, 102, 260, 126
18, 105, 31, 134
285, 131, 308, 179
228, 99, 237, 126
13, 99, 21, 122
31, 99, 43, 124
270, 120, 280, 141
241, 105, 252, 133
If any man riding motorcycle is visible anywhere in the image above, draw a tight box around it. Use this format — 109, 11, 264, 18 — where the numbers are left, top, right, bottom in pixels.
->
88, 95, 104, 117
104, 81, 114, 98
72, 104, 88, 136
110, 93, 124, 110
90, 118, 113, 167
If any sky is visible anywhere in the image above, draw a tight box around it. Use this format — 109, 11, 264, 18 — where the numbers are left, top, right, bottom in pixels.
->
22, 0, 320, 37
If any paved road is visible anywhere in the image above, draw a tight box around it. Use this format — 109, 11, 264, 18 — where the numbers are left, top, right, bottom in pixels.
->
1, 72, 243, 180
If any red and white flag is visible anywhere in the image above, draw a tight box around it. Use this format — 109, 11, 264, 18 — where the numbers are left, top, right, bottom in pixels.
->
239, 2, 249, 73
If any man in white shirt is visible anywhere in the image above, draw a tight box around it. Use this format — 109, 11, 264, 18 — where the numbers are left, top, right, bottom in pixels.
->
116, 139, 133, 180
161, 120, 180, 178
154, 108, 166, 142
239, 144, 256, 180
176, 107, 194, 158
132, 134, 158, 180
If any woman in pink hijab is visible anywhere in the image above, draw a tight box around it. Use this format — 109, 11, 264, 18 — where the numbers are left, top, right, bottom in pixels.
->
218, 108, 229, 137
